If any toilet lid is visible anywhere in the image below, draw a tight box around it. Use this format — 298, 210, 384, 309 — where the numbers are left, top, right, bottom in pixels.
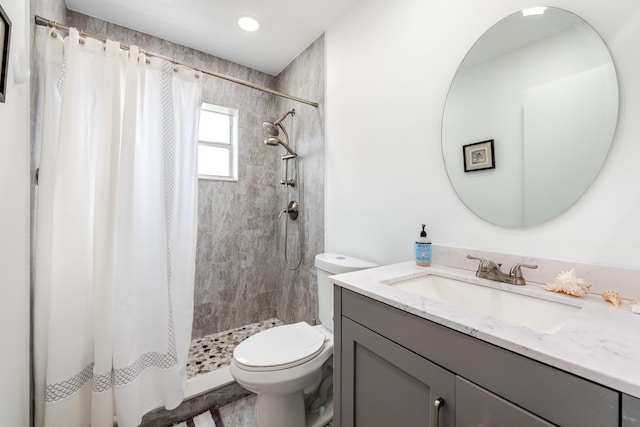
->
233, 322, 326, 371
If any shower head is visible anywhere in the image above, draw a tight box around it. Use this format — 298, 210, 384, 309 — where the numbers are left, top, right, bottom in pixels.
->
262, 109, 296, 137
262, 109, 297, 156
264, 136, 298, 157
262, 121, 279, 137
264, 136, 280, 146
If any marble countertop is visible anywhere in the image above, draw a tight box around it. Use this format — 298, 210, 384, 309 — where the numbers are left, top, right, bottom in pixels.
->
331, 261, 640, 399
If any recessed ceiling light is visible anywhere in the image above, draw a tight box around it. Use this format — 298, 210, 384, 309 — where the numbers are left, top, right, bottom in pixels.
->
238, 16, 261, 32
522, 7, 547, 16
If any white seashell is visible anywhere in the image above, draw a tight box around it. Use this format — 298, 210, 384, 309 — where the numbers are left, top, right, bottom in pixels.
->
544, 269, 592, 297
602, 290, 622, 307
630, 301, 640, 314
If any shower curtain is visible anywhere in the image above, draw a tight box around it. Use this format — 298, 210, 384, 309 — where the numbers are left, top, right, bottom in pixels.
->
34, 28, 202, 427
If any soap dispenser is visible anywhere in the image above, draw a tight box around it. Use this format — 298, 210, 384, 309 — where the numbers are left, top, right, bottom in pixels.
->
415, 224, 432, 266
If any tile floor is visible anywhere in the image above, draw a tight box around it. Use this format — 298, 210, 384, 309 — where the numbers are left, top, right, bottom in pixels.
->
216, 395, 257, 426
187, 395, 332, 427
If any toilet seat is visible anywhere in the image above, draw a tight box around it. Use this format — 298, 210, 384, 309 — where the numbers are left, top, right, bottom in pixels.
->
233, 322, 326, 372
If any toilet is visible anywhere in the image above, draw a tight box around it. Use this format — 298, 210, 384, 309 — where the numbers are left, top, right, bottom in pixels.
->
230, 253, 376, 427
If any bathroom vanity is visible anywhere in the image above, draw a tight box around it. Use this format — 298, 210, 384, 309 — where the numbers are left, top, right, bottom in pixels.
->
331, 262, 640, 427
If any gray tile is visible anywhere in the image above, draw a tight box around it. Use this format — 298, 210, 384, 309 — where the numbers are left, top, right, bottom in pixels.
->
216, 394, 334, 427
218, 395, 256, 427
140, 383, 251, 427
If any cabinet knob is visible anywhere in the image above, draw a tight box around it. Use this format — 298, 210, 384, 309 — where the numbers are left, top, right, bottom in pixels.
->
433, 397, 444, 427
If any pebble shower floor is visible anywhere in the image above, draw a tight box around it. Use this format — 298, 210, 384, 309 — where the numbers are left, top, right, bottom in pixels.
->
186, 318, 284, 378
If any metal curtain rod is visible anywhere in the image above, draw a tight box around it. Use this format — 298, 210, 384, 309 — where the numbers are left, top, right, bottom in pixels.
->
34, 15, 319, 108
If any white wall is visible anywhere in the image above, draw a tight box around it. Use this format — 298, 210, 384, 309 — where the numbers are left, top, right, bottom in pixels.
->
325, 0, 640, 270
0, 0, 31, 424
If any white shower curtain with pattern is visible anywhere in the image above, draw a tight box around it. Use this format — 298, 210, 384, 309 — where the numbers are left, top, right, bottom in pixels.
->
34, 28, 202, 427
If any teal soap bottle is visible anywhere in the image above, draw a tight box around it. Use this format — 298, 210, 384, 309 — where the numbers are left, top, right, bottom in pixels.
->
415, 224, 432, 266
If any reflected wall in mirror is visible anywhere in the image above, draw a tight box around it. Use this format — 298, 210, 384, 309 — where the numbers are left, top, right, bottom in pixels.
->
442, 7, 618, 228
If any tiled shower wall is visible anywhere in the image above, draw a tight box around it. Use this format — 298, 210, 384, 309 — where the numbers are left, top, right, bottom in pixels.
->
30, 0, 325, 338
274, 37, 326, 325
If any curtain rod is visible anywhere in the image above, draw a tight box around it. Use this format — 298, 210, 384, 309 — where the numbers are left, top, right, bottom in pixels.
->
34, 15, 319, 108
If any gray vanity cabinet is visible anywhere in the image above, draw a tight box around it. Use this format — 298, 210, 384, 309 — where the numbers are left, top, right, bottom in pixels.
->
334, 287, 620, 427
456, 377, 553, 426
341, 317, 455, 427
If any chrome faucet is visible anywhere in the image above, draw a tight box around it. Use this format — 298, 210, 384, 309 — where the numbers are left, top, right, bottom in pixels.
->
467, 255, 538, 286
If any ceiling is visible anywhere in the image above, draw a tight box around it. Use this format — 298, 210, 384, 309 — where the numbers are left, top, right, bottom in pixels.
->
65, 0, 360, 76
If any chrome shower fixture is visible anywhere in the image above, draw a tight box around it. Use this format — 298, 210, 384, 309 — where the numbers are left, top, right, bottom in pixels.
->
263, 109, 302, 270
262, 109, 296, 137
262, 109, 297, 157
264, 136, 298, 157
262, 108, 298, 187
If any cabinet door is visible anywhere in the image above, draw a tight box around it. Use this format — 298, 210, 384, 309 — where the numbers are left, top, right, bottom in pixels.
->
456, 377, 555, 427
624, 394, 640, 427
341, 317, 455, 427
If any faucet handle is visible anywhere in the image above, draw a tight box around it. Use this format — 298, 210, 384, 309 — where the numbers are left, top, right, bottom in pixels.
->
509, 263, 538, 279
467, 255, 491, 273
467, 254, 486, 266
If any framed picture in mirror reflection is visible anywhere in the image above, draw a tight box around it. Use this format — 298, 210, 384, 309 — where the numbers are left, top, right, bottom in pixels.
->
463, 139, 495, 172
0, 3, 10, 103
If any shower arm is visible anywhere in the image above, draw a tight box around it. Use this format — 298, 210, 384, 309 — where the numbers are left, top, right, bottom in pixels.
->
274, 109, 295, 126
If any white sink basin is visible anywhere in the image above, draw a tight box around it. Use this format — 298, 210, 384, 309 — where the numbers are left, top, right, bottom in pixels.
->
388, 273, 581, 333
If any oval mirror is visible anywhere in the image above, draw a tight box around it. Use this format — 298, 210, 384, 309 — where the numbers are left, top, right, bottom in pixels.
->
442, 7, 618, 227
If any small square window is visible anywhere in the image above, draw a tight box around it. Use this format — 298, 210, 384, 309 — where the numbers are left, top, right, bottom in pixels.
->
198, 144, 230, 177
199, 110, 231, 144
197, 102, 238, 181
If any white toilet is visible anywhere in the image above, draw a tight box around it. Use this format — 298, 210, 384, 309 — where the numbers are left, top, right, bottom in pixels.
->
230, 253, 376, 427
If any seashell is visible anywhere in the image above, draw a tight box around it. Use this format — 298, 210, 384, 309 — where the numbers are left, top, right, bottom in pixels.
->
602, 290, 622, 307
544, 269, 592, 297
630, 301, 640, 314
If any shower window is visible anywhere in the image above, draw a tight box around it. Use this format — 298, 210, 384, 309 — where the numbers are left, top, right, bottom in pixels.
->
197, 102, 238, 181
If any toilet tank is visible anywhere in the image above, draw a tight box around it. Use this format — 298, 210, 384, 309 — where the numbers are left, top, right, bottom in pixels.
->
314, 253, 377, 331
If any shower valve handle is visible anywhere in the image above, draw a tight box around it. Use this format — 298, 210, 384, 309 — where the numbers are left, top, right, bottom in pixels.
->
279, 201, 299, 220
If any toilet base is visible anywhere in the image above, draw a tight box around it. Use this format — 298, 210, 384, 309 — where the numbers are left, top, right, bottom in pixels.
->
306, 399, 333, 427
253, 392, 333, 427
254, 391, 304, 427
